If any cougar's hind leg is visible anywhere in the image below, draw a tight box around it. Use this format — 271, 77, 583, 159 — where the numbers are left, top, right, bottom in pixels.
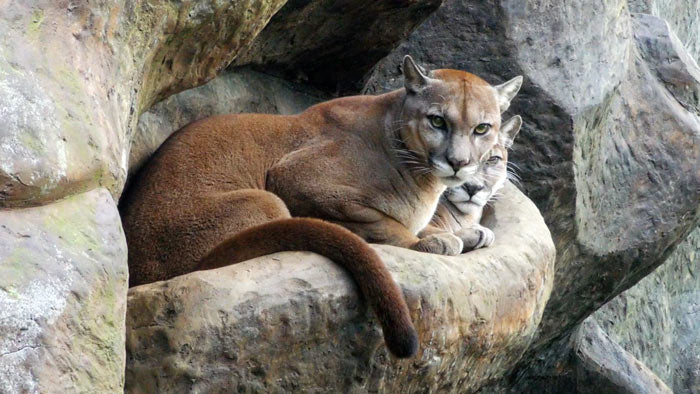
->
128, 189, 291, 286
185, 188, 292, 262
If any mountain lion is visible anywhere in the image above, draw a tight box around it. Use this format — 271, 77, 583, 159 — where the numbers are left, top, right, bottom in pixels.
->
120, 56, 522, 358
424, 115, 522, 251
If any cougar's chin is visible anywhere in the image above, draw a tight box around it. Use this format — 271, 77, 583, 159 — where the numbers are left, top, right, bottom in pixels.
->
469, 193, 489, 207
444, 187, 469, 202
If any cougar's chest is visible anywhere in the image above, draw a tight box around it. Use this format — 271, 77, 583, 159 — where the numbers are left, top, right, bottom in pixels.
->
365, 174, 444, 235
385, 188, 442, 235
409, 192, 443, 234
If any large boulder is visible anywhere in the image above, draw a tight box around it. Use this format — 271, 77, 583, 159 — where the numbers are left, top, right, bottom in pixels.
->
0, 188, 128, 392
0, 0, 287, 208
125, 183, 556, 393
364, 1, 700, 390
591, 1, 700, 391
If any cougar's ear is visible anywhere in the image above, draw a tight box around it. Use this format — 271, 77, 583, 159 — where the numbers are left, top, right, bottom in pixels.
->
500, 115, 522, 149
403, 55, 429, 94
494, 76, 523, 113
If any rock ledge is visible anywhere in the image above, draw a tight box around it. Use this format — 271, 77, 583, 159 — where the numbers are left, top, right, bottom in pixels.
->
125, 183, 555, 393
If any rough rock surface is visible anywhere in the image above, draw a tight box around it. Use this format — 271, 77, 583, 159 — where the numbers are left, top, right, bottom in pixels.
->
0, 188, 128, 392
125, 183, 556, 393
130, 68, 327, 176
364, 1, 700, 390
573, 319, 672, 394
0, 0, 286, 208
591, 1, 700, 392
595, 227, 700, 393
231, 0, 443, 93
631, 0, 700, 61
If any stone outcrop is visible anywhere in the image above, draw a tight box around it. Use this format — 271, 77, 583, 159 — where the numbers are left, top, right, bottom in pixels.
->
590, 2, 700, 392
573, 319, 672, 394
364, 1, 700, 390
0, 189, 128, 392
594, 227, 700, 393
125, 183, 556, 393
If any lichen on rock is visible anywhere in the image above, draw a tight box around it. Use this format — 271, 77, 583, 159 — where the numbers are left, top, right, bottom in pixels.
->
0, 188, 128, 393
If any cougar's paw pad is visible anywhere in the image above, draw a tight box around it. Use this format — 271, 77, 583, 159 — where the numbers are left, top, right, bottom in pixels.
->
412, 233, 463, 256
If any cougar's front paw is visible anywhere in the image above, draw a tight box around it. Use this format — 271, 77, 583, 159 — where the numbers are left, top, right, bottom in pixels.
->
455, 224, 495, 252
411, 232, 463, 256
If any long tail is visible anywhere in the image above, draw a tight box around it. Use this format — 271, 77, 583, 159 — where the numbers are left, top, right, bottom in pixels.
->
197, 217, 418, 358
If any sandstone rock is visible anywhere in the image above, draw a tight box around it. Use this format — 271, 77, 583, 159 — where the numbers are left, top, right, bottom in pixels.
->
0, 0, 286, 208
0, 188, 128, 392
595, 227, 700, 393
231, 0, 443, 93
131, 68, 327, 176
125, 183, 555, 393
364, 2, 700, 390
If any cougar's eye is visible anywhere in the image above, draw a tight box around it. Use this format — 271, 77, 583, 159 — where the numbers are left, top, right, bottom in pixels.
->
428, 115, 446, 129
474, 123, 491, 135
487, 155, 502, 164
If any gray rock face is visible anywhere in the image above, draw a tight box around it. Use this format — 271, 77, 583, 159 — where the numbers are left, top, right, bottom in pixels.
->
631, 0, 700, 62
231, 0, 443, 93
365, 1, 700, 390
125, 184, 556, 393
574, 319, 672, 394
0, 188, 128, 392
596, 2, 700, 391
131, 68, 327, 176
0, 0, 286, 208
595, 227, 700, 394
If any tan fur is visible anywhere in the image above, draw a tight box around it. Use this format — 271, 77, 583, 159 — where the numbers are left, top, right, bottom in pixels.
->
424, 115, 522, 251
120, 57, 521, 358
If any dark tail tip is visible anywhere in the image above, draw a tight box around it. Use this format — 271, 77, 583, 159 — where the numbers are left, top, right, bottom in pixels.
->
385, 325, 419, 358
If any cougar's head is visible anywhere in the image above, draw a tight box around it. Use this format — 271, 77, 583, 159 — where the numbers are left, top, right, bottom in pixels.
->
396, 55, 522, 187
444, 115, 522, 211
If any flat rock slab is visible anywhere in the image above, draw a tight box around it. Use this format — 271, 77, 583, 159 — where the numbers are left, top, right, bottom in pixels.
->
0, 188, 128, 393
125, 183, 555, 393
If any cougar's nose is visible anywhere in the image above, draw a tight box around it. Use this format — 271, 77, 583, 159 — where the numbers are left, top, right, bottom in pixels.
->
447, 158, 468, 172
464, 182, 484, 196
